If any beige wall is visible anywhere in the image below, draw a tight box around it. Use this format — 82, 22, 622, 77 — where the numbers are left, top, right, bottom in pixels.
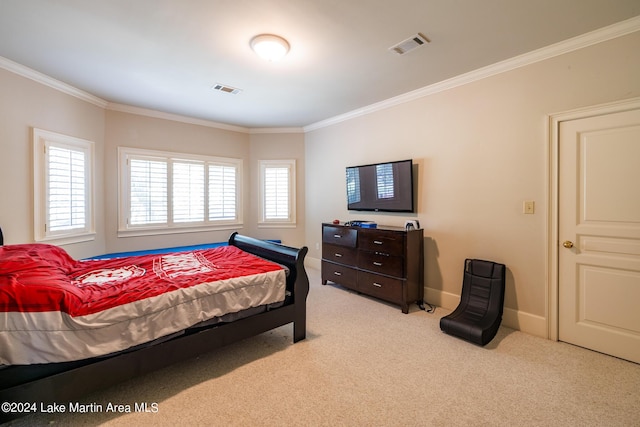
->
0, 70, 306, 257
248, 132, 306, 248
304, 32, 640, 337
102, 113, 306, 253
103, 110, 251, 254
0, 69, 106, 259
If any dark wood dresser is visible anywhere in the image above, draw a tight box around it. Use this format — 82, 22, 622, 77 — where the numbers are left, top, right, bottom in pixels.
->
321, 223, 424, 313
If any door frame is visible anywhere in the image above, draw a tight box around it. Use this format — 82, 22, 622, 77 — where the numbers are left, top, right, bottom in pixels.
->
547, 97, 640, 341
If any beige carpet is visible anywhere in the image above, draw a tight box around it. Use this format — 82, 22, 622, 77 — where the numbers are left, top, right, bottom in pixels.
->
5, 267, 640, 426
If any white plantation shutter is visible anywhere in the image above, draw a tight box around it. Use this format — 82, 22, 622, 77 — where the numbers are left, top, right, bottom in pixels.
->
209, 164, 236, 220
34, 128, 94, 243
119, 147, 242, 234
264, 166, 289, 219
173, 161, 205, 223
259, 160, 296, 226
129, 158, 168, 225
346, 167, 361, 204
375, 163, 395, 199
46, 145, 87, 231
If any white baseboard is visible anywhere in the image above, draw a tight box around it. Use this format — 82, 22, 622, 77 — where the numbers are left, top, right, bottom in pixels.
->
425, 287, 548, 338
305, 258, 548, 339
305, 256, 321, 271
424, 288, 460, 310
502, 307, 548, 338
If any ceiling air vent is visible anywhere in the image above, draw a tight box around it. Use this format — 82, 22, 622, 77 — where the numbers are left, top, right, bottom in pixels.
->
211, 83, 242, 95
389, 33, 430, 55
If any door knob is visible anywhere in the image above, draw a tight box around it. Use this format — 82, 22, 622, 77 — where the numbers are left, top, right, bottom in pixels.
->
563, 241, 574, 249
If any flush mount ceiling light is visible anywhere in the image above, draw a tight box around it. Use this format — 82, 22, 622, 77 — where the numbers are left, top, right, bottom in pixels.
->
250, 34, 290, 62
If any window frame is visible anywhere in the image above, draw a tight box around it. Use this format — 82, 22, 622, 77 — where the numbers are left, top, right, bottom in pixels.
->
259, 159, 296, 228
118, 147, 243, 237
33, 128, 95, 244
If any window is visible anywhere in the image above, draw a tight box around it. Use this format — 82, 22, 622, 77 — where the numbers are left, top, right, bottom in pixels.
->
33, 128, 95, 244
129, 158, 168, 225
259, 159, 296, 227
119, 147, 242, 236
173, 161, 205, 223
375, 163, 395, 199
346, 167, 361, 204
208, 164, 237, 221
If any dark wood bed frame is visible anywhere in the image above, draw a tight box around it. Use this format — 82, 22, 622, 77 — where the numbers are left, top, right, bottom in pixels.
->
0, 230, 309, 423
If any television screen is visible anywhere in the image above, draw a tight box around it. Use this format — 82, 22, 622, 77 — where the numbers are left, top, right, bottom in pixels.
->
346, 159, 414, 212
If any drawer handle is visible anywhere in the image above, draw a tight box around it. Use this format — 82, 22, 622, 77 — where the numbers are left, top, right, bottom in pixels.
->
372, 282, 382, 287
373, 262, 382, 266
334, 253, 342, 257
333, 272, 342, 276
334, 234, 341, 238
373, 240, 383, 245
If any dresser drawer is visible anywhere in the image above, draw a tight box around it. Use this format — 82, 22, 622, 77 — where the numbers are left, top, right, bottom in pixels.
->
358, 230, 404, 255
323, 243, 357, 265
357, 251, 404, 277
322, 261, 358, 290
322, 225, 357, 247
357, 271, 403, 303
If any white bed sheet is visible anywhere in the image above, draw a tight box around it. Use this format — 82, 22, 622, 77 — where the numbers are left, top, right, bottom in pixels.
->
0, 269, 286, 365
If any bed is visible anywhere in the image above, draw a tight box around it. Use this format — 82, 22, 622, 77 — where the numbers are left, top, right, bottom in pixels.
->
0, 228, 309, 422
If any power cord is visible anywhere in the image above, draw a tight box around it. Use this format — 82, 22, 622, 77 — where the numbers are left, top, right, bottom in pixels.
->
418, 300, 435, 313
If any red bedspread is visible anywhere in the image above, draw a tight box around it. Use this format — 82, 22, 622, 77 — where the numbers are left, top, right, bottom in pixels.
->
0, 244, 282, 316
0, 243, 287, 365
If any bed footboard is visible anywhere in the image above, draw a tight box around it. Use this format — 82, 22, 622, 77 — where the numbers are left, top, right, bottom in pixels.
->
229, 232, 309, 341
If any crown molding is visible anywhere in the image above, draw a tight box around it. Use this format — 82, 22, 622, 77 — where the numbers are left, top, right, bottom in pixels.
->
0, 55, 295, 134
304, 15, 640, 132
3, 14, 639, 134
106, 103, 251, 133
249, 127, 304, 134
107, 104, 305, 134
0, 56, 108, 108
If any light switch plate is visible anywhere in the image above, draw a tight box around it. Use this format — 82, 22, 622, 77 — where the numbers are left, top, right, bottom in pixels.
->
523, 201, 535, 214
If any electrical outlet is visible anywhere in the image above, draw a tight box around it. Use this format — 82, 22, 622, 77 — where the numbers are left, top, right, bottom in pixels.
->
523, 201, 535, 214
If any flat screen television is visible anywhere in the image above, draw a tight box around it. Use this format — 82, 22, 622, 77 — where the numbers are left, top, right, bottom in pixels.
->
346, 159, 414, 212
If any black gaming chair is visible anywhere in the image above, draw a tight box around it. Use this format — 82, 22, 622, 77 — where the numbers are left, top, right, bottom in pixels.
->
440, 259, 506, 346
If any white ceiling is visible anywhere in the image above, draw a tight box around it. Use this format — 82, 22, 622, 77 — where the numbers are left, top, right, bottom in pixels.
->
1, 0, 639, 129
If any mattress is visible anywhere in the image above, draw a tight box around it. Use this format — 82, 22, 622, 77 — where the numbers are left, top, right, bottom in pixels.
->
0, 243, 286, 365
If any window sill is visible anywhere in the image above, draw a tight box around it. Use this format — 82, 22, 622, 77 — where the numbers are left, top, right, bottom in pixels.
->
117, 223, 243, 238
35, 232, 96, 246
257, 222, 297, 229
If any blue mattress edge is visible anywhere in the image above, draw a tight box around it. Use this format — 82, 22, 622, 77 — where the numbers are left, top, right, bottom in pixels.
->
84, 240, 281, 260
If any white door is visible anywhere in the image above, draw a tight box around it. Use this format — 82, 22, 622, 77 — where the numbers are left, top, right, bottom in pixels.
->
558, 108, 640, 364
